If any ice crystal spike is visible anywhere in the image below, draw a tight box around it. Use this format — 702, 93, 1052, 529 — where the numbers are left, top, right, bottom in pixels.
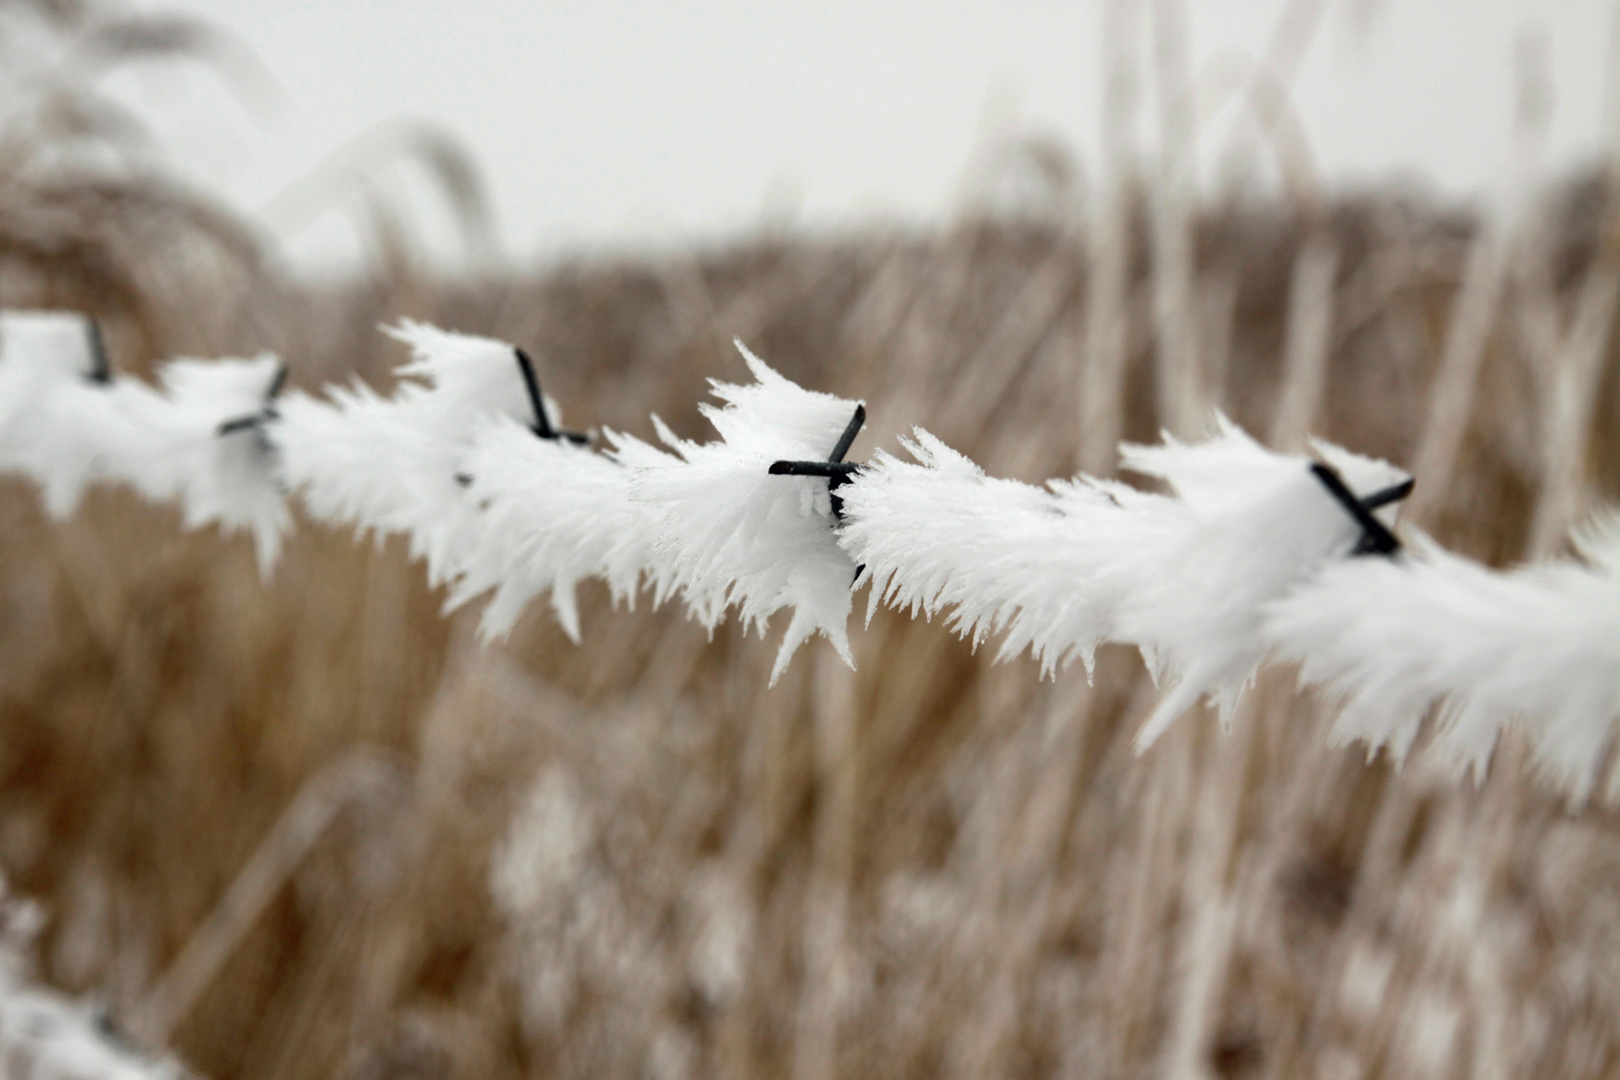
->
1267, 515, 1620, 801
621, 341, 862, 683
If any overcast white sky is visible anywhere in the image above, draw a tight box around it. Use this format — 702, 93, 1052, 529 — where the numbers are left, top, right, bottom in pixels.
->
116, 0, 1617, 270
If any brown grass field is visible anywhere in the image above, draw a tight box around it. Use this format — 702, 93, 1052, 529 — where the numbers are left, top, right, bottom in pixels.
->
3, 3, 1620, 1079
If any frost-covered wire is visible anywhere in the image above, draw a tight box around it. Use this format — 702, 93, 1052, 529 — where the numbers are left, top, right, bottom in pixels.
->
0, 875, 186, 1080
1113, 421, 1409, 747
0, 311, 131, 517
103, 355, 289, 576
0, 311, 288, 571
4, 309, 1618, 796
444, 414, 659, 643
272, 320, 564, 585
841, 417, 1410, 748
1266, 517, 1620, 799
615, 342, 862, 684
839, 428, 1172, 678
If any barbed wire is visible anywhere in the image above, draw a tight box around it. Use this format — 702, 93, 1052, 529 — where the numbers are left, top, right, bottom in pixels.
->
2, 310, 1616, 799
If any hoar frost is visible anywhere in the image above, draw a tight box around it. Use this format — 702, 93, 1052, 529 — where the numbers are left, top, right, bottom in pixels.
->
446, 414, 660, 643
6, 309, 1618, 798
838, 428, 1173, 678
1267, 515, 1620, 799
840, 414, 1410, 751
273, 320, 562, 585
617, 342, 862, 684
0, 311, 289, 572
1115, 418, 1408, 749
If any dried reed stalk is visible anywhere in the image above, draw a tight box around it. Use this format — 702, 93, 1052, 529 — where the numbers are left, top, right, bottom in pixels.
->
1408, 32, 1553, 525
1149, 0, 1205, 438
1269, 226, 1339, 449
1080, 0, 1142, 474
126, 750, 409, 1048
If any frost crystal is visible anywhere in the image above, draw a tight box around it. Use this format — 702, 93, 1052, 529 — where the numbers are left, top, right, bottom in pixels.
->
838, 428, 1171, 677
1117, 418, 1408, 748
104, 355, 289, 576
273, 321, 554, 583
0, 312, 289, 571
0, 873, 185, 1080
1266, 516, 1620, 799
445, 415, 660, 642
0, 311, 132, 517
841, 415, 1409, 751
620, 342, 861, 684
8, 308, 1617, 797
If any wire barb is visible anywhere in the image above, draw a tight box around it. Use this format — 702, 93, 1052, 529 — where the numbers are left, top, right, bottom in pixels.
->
1309, 462, 1414, 556
768, 403, 866, 519
827, 403, 865, 465
85, 319, 111, 384
766, 461, 862, 480
217, 361, 289, 437
514, 347, 589, 445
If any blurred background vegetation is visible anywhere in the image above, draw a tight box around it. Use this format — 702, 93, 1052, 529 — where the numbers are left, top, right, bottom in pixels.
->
2, 1, 1620, 1078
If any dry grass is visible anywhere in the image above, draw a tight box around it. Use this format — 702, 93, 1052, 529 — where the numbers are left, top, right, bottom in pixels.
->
4, 4, 1620, 1079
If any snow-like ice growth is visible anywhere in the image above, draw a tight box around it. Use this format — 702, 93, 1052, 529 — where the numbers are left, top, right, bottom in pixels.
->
0, 874, 185, 1080
619, 342, 862, 684
842, 415, 1409, 750
104, 355, 289, 576
839, 428, 1173, 677
7, 311, 1615, 796
1267, 515, 1620, 799
273, 321, 559, 584
1116, 418, 1409, 749
445, 414, 661, 642
0, 311, 133, 517
0, 311, 289, 570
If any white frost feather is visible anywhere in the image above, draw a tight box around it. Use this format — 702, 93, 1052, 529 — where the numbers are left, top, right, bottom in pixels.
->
0, 312, 289, 569
444, 415, 661, 643
14, 310, 1617, 804
273, 321, 559, 583
840, 416, 1408, 750
838, 428, 1173, 677
102, 355, 289, 576
273, 380, 449, 548
387, 319, 553, 424
0, 311, 134, 517
1266, 516, 1620, 799
621, 342, 861, 684
1118, 417, 1409, 749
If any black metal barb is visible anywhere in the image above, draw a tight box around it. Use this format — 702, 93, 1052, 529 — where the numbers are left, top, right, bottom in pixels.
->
514, 347, 589, 445
216, 414, 265, 436
85, 320, 111, 384
1358, 476, 1415, 513
1309, 462, 1415, 557
768, 403, 866, 520
766, 461, 863, 481
263, 361, 288, 402
827, 404, 865, 467
217, 361, 289, 437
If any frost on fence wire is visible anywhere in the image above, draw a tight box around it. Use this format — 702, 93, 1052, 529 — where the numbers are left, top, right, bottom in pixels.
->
448, 417, 651, 644
0, 311, 287, 575
275, 319, 565, 586
610, 343, 864, 685
1268, 521, 1620, 799
839, 419, 1409, 749
0, 310, 1617, 798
